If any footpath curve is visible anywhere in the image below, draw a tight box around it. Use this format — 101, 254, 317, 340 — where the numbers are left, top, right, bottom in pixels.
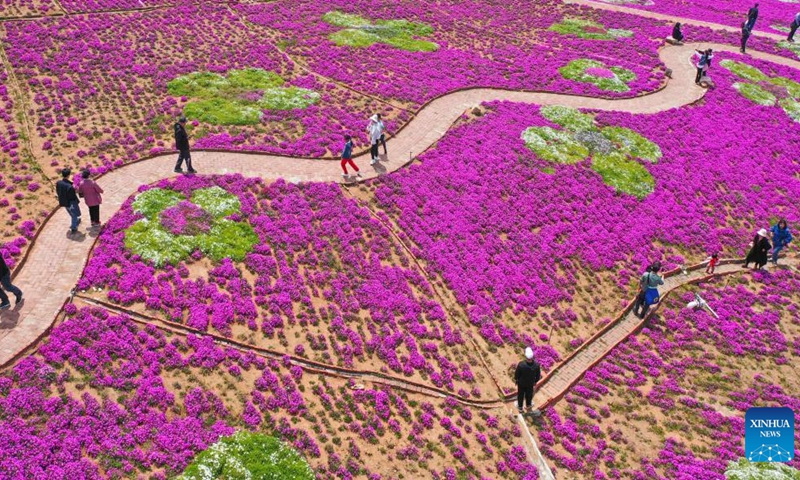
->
566, 0, 788, 42
1, 42, 799, 369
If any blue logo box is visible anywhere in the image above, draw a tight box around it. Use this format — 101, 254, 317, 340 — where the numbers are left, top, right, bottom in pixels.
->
745, 407, 795, 462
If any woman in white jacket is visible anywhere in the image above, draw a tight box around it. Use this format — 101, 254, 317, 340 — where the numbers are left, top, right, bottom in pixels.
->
367, 114, 383, 165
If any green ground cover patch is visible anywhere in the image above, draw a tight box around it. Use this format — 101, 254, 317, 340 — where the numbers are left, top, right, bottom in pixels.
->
548, 17, 633, 40
323, 11, 438, 52
167, 68, 319, 125
724, 458, 800, 480
733, 82, 777, 106
521, 105, 660, 198
179, 431, 314, 480
125, 187, 257, 266
559, 59, 636, 92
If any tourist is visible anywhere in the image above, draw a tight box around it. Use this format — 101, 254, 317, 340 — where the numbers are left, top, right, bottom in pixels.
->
77, 169, 104, 227
340, 135, 362, 179
174, 116, 196, 174
672, 22, 684, 43
705, 252, 720, 274
367, 114, 382, 165
56, 168, 81, 235
740, 22, 751, 53
770, 219, 793, 265
789, 12, 800, 42
694, 49, 713, 84
514, 347, 541, 415
377, 113, 388, 156
746, 3, 759, 31
743, 228, 771, 269
632, 261, 664, 319
0, 254, 22, 310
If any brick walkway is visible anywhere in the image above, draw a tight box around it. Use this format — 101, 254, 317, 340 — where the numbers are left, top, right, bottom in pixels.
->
531, 258, 799, 410
0, 41, 798, 373
566, 0, 787, 42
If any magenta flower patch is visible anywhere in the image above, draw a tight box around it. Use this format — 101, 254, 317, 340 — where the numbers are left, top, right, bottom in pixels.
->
159, 201, 214, 236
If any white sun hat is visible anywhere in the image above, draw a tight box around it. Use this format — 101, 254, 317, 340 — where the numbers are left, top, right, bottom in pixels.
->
525, 347, 534, 359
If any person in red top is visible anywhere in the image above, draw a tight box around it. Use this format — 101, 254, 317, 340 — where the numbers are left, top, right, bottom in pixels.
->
705, 252, 719, 274
77, 169, 104, 227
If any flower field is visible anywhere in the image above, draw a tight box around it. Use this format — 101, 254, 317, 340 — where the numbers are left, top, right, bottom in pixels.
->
535, 270, 800, 477
0, 0, 798, 478
0, 303, 533, 479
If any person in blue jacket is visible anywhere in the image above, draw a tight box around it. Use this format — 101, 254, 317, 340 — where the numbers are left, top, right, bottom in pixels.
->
771, 219, 793, 265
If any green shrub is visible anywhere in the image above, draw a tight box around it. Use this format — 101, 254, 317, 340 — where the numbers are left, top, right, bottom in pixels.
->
179, 431, 314, 480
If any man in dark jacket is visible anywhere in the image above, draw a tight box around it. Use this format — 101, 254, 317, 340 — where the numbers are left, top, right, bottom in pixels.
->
514, 347, 542, 414
174, 116, 195, 174
56, 168, 81, 234
0, 254, 22, 309
746, 3, 759, 31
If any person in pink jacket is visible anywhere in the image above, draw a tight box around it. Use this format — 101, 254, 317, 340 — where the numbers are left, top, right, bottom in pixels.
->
77, 169, 104, 227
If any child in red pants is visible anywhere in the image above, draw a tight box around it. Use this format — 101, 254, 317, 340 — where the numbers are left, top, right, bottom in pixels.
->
340, 135, 361, 179
705, 252, 719, 274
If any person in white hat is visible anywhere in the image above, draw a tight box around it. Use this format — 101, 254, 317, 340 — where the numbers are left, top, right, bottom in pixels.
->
514, 346, 541, 415
743, 228, 772, 269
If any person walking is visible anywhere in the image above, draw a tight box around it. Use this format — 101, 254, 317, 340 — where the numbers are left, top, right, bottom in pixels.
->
632, 261, 664, 319
514, 347, 541, 415
77, 169, 104, 227
367, 114, 382, 165
340, 135, 362, 179
705, 252, 720, 274
770, 219, 793, 265
376, 113, 388, 156
746, 3, 759, 31
695, 49, 713, 84
740, 22, 752, 53
672, 22, 684, 43
0, 254, 22, 309
789, 12, 800, 42
743, 228, 771, 269
174, 116, 195, 174
56, 168, 81, 235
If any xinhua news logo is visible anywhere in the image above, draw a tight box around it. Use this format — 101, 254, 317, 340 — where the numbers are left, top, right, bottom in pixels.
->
745, 407, 795, 463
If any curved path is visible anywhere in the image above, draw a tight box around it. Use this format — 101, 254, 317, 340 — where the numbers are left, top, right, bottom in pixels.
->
1, 41, 800, 367
566, 0, 788, 42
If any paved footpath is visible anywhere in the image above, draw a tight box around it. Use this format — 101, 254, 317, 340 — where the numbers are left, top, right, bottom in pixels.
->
530, 258, 799, 410
566, 0, 787, 42
1, 42, 799, 368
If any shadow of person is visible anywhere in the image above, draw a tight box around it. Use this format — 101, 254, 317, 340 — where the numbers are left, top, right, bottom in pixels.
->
87, 225, 103, 238
0, 306, 21, 329
372, 161, 387, 175
66, 230, 88, 242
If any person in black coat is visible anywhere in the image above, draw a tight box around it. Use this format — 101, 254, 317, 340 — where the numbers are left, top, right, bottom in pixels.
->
740, 22, 752, 53
55, 168, 81, 235
746, 3, 759, 31
743, 228, 771, 269
174, 116, 195, 174
514, 347, 542, 414
672, 22, 684, 43
0, 254, 22, 309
